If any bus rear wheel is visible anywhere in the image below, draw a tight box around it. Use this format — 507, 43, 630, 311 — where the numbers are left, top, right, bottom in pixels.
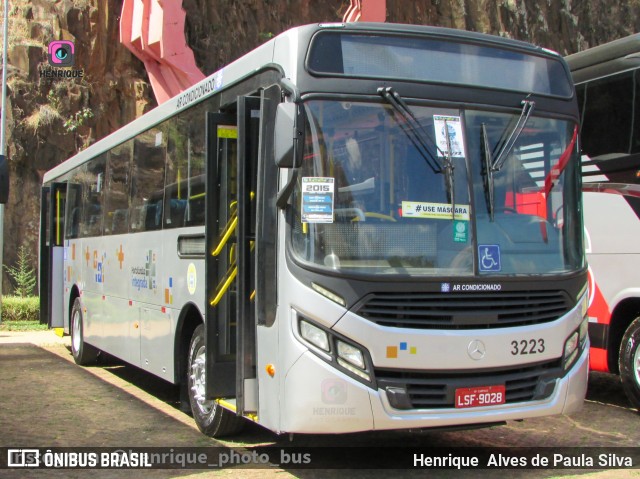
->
187, 325, 245, 437
619, 317, 640, 411
70, 298, 99, 366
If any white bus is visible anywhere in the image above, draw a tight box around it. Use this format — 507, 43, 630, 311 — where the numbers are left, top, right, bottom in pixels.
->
566, 34, 640, 410
40, 23, 589, 437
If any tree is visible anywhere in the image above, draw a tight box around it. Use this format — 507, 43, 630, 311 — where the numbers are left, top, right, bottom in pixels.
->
5, 246, 37, 297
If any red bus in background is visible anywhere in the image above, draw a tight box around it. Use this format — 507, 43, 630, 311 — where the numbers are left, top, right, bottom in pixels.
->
566, 34, 640, 409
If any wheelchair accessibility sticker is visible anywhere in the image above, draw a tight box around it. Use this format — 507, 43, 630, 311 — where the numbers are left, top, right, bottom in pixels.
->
479, 244, 501, 272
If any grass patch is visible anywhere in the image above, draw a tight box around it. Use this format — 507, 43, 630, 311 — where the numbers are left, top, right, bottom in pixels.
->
0, 320, 47, 331
24, 104, 62, 131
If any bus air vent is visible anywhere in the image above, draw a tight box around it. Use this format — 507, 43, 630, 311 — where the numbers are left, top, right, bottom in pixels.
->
355, 290, 572, 329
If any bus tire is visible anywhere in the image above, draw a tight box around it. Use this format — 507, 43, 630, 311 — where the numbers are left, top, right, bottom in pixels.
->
619, 317, 640, 411
187, 324, 245, 437
70, 298, 99, 366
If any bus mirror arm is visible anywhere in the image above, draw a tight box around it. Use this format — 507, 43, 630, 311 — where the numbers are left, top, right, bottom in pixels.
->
276, 168, 298, 209
279, 78, 300, 103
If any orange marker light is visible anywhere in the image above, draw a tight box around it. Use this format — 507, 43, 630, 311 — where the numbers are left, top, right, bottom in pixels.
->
265, 364, 276, 377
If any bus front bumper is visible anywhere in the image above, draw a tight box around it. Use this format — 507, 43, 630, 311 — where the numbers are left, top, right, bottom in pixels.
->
280, 346, 588, 434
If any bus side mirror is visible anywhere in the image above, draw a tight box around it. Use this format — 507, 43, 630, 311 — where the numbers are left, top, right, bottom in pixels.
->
274, 102, 303, 169
0, 154, 9, 204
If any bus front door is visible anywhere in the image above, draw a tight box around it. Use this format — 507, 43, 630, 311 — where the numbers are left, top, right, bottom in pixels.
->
205, 97, 260, 415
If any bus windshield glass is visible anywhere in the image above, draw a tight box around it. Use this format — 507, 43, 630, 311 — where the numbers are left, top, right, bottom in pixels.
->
307, 32, 572, 98
290, 99, 584, 276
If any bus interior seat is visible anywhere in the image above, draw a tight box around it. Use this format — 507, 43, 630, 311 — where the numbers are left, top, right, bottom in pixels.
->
111, 209, 129, 234
144, 201, 163, 231
167, 199, 187, 227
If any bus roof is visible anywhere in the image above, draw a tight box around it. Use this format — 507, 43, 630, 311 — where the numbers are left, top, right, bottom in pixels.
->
566, 33, 640, 83
44, 23, 567, 184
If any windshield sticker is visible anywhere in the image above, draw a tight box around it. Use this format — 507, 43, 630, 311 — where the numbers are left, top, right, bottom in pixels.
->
434, 115, 466, 158
479, 245, 501, 272
302, 177, 335, 224
453, 220, 468, 243
402, 201, 470, 220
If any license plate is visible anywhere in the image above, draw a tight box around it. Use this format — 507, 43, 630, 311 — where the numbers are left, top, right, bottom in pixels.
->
454, 385, 506, 408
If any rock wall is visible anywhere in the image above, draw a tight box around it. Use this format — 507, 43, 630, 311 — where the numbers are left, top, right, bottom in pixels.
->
2, 0, 152, 292
1, 0, 639, 293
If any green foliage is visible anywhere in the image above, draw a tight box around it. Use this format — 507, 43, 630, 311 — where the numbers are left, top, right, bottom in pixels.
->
2, 296, 40, 322
64, 107, 94, 133
5, 245, 37, 297
46, 89, 62, 112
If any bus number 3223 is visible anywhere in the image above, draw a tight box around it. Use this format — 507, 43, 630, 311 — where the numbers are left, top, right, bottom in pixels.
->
511, 338, 545, 355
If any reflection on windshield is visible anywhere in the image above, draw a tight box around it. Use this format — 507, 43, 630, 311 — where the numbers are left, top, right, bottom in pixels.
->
290, 100, 584, 277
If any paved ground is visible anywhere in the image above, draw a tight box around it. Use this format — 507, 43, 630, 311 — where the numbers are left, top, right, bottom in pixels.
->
0, 330, 639, 479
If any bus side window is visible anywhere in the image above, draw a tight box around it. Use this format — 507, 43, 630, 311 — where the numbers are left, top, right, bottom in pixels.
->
81, 154, 106, 237
185, 188, 205, 226
164, 108, 206, 229
104, 140, 132, 235
130, 130, 166, 232
64, 182, 83, 239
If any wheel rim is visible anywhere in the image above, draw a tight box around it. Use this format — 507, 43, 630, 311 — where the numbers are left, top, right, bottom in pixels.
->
71, 309, 81, 354
634, 343, 640, 386
190, 344, 214, 414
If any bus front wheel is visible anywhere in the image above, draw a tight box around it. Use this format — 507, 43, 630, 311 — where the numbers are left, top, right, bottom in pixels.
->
70, 298, 98, 366
187, 325, 244, 437
619, 317, 640, 411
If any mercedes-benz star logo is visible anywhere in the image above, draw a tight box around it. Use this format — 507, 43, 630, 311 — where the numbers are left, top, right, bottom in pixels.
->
467, 340, 486, 360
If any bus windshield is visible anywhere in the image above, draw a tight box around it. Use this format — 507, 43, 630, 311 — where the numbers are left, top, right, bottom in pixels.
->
290, 99, 584, 276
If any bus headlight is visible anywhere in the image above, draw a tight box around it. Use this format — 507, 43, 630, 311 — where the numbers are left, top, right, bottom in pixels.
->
337, 340, 365, 369
563, 331, 579, 369
300, 320, 330, 352
297, 314, 373, 385
579, 316, 589, 345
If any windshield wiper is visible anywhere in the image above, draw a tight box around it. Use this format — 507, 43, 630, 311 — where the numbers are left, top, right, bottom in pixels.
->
378, 87, 457, 217
378, 87, 445, 173
491, 98, 535, 171
481, 98, 535, 221
481, 123, 496, 221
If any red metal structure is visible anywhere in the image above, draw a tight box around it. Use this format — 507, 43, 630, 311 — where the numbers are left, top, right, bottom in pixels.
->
119, 0, 205, 104
343, 0, 386, 22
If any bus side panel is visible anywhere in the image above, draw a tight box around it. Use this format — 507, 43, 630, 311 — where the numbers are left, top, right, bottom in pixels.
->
79, 236, 105, 348
139, 228, 206, 382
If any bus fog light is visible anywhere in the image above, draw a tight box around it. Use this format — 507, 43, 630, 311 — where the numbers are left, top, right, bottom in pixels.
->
300, 320, 330, 352
337, 340, 365, 369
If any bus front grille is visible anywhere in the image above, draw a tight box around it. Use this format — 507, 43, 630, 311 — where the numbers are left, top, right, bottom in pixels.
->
355, 290, 572, 329
376, 359, 563, 410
